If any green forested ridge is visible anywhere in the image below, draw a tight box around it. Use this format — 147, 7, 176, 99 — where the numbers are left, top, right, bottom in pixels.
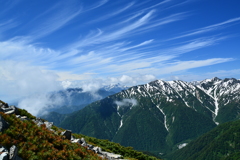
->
0, 107, 161, 160
167, 119, 240, 160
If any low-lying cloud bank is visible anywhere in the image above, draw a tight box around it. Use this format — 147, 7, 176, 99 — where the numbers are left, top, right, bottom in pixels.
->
0, 61, 62, 102
1, 62, 154, 116
61, 74, 157, 91
0, 61, 63, 115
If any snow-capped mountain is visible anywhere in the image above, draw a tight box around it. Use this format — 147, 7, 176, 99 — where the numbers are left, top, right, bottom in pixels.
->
58, 77, 240, 157
102, 83, 128, 93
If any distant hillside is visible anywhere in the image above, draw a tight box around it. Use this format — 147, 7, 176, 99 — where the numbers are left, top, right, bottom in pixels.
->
167, 119, 240, 160
58, 77, 240, 156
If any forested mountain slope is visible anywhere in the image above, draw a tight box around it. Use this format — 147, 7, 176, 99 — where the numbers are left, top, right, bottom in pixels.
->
167, 119, 240, 160
59, 77, 240, 156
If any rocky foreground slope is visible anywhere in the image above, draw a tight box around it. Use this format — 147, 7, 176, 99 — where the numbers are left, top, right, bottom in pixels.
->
0, 100, 160, 160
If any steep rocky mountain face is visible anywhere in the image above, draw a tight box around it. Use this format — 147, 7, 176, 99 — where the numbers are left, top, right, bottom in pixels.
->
196, 77, 240, 124
59, 77, 240, 156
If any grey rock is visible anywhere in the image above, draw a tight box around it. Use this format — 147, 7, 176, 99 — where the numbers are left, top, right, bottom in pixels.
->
71, 135, 75, 141
82, 143, 87, 147
87, 144, 94, 149
33, 118, 44, 126
98, 147, 102, 153
19, 116, 29, 121
0, 152, 8, 160
16, 115, 29, 121
0, 146, 8, 153
0, 107, 12, 112
44, 122, 53, 130
4, 110, 15, 115
71, 139, 81, 144
79, 138, 88, 147
0, 102, 9, 108
102, 152, 123, 159
80, 138, 86, 144
0, 105, 18, 115
9, 106, 18, 114
9, 145, 17, 160
0, 146, 8, 160
0, 115, 9, 132
15, 115, 21, 118
61, 130, 72, 140
92, 146, 102, 154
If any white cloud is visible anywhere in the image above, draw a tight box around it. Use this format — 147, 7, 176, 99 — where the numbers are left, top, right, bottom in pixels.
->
56, 71, 93, 81
86, 2, 135, 24
0, 39, 60, 66
115, 98, 138, 107
0, 61, 62, 111
11, 1, 84, 41
60, 74, 157, 89
117, 75, 156, 85
17, 93, 65, 116
170, 17, 240, 40
161, 58, 234, 74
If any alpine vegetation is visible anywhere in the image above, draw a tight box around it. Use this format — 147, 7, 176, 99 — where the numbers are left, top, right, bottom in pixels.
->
0, 100, 161, 160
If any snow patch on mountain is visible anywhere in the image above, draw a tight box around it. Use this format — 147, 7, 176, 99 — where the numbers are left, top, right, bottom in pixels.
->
178, 143, 188, 149
156, 105, 169, 132
213, 87, 219, 125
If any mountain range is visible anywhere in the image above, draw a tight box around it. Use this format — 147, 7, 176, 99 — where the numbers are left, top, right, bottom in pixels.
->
57, 77, 240, 157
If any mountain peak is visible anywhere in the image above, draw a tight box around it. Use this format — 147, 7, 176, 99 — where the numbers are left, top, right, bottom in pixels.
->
211, 77, 221, 82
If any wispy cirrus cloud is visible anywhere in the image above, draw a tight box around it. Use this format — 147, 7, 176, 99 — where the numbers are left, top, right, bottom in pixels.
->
86, 1, 135, 24
66, 10, 185, 51
1, 0, 240, 109
85, 0, 109, 11
160, 58, 234, 74
169, 17, 240, 40
27, 2, 82, 41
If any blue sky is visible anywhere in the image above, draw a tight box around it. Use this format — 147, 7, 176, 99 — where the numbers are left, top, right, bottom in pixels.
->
1, 0, 240, 104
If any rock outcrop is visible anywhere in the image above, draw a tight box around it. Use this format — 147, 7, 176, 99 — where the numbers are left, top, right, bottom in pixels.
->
0, 145, 22, 160
0, 115, 9, 132
0, 101, 18, 115
60, 129, 124, 159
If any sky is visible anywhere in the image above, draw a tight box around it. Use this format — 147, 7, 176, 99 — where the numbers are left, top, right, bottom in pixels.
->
1, 0, 240, 113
